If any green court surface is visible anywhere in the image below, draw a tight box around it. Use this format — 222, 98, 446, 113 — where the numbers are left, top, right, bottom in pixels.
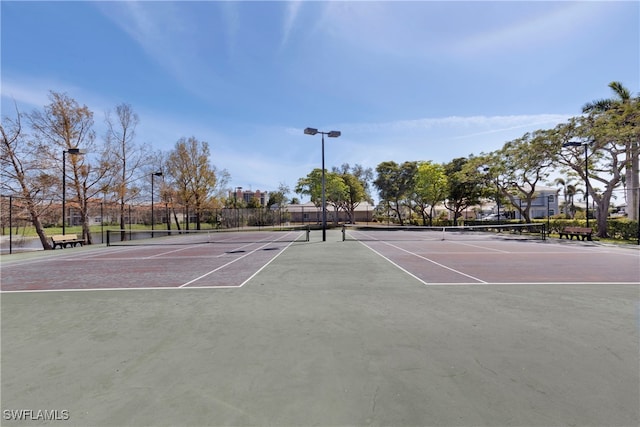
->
1, 229, 638, 426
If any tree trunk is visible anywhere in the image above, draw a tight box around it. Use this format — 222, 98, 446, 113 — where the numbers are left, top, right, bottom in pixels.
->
627, 141, 639, 221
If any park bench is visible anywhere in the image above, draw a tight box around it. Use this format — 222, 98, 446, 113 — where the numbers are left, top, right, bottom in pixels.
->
50, 234, 84, 249
558, 226, 593, 241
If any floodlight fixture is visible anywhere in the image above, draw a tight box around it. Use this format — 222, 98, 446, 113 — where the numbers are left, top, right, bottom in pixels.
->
328, 131, 341, 138
562, 141, 583, 148
304, 127, 318, 135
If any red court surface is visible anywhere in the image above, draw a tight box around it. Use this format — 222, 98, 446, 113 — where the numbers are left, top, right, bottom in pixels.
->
0, 238, 299, 292
349, 237, 640, 285
1, 234, 638, 292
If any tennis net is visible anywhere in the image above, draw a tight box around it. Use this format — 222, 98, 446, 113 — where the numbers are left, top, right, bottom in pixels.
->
106, 226, 310, 246
342, 223, 546, 242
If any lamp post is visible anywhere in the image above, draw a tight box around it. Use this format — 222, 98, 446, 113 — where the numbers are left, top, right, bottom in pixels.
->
235, 186, 242, 230
151, 171, 163, 231
62, 148, 84, 235
304, 127, 341, 241
547, 194, 553, 235
562, 141, 590, 228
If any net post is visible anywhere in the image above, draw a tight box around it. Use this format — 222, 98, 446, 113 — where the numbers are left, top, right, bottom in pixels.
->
342, 225, 346, 241
306, 225, 310, 242
106, 230, 110, 246
441, 227, 446, 241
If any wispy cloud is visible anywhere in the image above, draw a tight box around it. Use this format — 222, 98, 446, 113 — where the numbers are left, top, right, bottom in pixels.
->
94, 2, 220, 101
341, 114, 572, 137
1, 76, 111, 114
280, 1, 302, 51
451, 2, 608, 57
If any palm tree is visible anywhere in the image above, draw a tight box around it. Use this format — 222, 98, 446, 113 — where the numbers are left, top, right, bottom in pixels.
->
554, 177, 579, 218
583, 81, 638, 221
566, 184, 578, 219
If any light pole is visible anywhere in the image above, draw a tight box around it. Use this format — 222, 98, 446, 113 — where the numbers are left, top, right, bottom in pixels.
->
235, 186, 242, 230
547, 195, 553, 235
151, 171, 163, 231
62, 148, 84, 235
562, 141, 590, 228
304, 127, 341, 241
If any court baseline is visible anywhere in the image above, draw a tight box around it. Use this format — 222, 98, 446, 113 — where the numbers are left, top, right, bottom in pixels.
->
0, 232, 302, 292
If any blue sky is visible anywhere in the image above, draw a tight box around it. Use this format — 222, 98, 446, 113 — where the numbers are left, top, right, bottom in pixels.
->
2, 1, 638, 201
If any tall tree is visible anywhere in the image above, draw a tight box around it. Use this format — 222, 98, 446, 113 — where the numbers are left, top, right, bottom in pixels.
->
374, 161, 417, 226
0, 104, 55, 249
296, 168, 348, 223
443, 157, 483, 225
104, 103, 151, 233
478, 130, 558, 223
583, 81, 639, 221
166, 137, 219, 230
411, 161, 448, 226
267, 183, 291, 208
29, 91, 109, 244
554, 115, 628, 238
331, 163, 373, 223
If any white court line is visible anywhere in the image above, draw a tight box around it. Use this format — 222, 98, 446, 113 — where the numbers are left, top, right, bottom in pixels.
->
350, 231, 487, 284
144, 239, 267, 259
2, 281, 638, 294
447, 241, 511, 253
356, 241, 431, 286
376, 240, 488, 284
237, 238, 300, 287
179, 231, 303, 288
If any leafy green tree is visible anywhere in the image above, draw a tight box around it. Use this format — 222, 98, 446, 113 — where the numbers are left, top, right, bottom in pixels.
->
443, 157, 483, 225
373, 161, 417, 226
410, 161, 448, 225
479, 130, 558, 223
296, 169, 347, 224
331, 163, 373, 223
583, 81, 639, 221
554, 114, 629, 237
267, 183, 290, 208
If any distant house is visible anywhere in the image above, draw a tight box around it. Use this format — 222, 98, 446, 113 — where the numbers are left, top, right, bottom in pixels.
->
229, 189, 269, 206
282, 201, 375, 224
506, 186, 560, 219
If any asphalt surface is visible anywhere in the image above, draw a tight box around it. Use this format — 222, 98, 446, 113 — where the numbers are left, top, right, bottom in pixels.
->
1, 229, 638, 426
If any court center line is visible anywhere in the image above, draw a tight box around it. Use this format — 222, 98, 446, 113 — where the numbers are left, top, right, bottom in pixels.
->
376, 240, 488, 284
144, 239, 267, 259
447, 241, 511, 253
350, 231, 487, 283
179, 231, 303, 288
237, 239, 300, 288
356, 240, 431, 286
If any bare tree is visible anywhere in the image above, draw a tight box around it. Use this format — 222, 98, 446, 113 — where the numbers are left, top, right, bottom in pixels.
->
29, 91, 111, 244
104, 103, 151, 235
166, 137, 220, 230
1, 103, 55, 249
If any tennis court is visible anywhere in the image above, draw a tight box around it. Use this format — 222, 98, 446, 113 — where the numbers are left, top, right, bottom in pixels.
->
1, 228, 638, 426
